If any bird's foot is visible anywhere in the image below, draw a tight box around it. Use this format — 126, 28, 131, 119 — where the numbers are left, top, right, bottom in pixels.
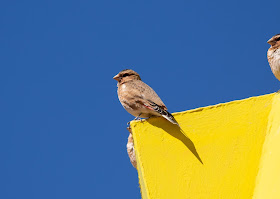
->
133, 113, 142, 121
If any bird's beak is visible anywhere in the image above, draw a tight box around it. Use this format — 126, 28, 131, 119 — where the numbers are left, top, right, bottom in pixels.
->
267, 38, 275, 45
113, 74, 120, 81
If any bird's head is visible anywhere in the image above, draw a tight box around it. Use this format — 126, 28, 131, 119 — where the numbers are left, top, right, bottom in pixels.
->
113, 69, 141, 83
267, 34, 280, 47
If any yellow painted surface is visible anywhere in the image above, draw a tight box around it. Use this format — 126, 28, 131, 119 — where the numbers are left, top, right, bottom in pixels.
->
130, 93, 280, 199
253, 94, 280, 199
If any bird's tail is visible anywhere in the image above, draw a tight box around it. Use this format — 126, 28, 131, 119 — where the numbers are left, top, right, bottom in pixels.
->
161, 111, 180, 127
161, 110, 190, 138
146, 100, 181, 127
147, 100, 189, 137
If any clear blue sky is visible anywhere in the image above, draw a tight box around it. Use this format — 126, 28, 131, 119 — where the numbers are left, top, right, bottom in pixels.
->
1, 0, 279, 198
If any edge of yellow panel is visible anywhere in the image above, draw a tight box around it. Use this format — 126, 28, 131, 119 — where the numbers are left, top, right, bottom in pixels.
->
131, 92, 276, 199
172, 92, 275, 117
253, 93, 280, 199
131, 122, 150, 199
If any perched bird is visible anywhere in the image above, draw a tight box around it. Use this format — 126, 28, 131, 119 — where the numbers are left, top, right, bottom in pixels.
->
267, 34, 280, 81
113, 69, 179, 126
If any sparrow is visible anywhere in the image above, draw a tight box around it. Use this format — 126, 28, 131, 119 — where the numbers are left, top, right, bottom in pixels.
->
113, 69, 179, 126
127, 129, 137, 168
267, 34, 280, 81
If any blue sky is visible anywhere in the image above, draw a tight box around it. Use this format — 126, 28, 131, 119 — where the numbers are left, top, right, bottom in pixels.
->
1, 0, 279, 198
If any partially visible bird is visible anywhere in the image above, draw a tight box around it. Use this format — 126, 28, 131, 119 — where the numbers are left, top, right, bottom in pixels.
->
267, 34, 280, 81
127, 129, 137, 168
113, 69, 179, 126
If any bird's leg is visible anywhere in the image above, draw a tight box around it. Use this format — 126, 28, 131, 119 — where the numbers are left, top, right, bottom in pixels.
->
133, 113, 142, 120
127, 114, 142, 127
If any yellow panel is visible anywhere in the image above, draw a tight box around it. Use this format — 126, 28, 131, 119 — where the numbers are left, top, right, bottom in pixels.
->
131, 93, 275, 199
253, 93, 280, 199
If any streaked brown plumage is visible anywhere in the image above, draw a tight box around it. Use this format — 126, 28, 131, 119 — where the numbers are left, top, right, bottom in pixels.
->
113, 69, 179, 125
127, 130, 136, 168
267, 34, 280, 81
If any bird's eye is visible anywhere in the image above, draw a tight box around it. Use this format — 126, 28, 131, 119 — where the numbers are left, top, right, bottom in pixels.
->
122, 73, 129, 77
276, 37, 280, 41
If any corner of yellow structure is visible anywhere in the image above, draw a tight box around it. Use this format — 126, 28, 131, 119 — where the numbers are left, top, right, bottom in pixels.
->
130, 93, 280, 199
253, 92, 280, 199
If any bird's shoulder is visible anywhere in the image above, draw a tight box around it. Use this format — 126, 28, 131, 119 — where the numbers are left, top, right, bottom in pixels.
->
123, 80, 167, 108
122, 80, 147, 92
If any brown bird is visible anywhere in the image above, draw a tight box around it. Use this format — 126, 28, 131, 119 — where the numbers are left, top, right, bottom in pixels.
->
267, 34, 280, 81
127, 130, 137, 168
113, 69, 179, 126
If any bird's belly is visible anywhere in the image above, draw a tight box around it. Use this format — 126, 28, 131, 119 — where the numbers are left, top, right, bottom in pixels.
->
117, 83, 160, 118
271, 58, 280, 81
122, 104, 141, 117
269, 49, 280, 81
121, 101, 156, 118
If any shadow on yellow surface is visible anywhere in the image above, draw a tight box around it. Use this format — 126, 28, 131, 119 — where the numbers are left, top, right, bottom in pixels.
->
131, 93, 280, 199
147, 119, 203, 164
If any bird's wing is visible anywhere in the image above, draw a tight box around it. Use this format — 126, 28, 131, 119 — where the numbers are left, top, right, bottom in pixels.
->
144, 100, 179, 126
130, 80, 167, 109
126, 80, 179, 126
